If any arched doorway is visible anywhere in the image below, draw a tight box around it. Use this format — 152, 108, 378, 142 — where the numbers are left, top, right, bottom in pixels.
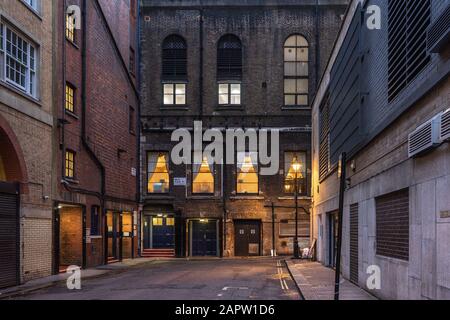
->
0, 118, 26, 288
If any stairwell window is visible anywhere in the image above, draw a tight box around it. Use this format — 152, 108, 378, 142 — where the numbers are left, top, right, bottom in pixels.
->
236, 152, 259, 194
0, 23, 38, 98
65, 83, 75, 113
65, 150, 75, 179
284, 35, 309, 107
147, 152, 170, 194
66, 11, 76, 43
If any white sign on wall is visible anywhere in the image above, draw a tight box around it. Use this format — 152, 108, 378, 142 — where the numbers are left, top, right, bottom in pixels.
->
174, 177, 187, 186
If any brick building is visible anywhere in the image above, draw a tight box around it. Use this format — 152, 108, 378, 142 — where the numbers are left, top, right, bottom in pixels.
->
140, 0, 347, 258
53, 0, 139, 272
0, 0, 54, 287
311, 0, 450, 299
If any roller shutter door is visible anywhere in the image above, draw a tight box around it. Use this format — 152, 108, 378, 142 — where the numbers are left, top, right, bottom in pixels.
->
0, 182, 19, 288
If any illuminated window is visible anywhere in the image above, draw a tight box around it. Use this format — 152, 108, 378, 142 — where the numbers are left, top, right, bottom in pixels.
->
163, 83, 186, 105
284, 152, 306, 194
152, 217, 163, 226
218, 83, 241, 105
1, 24, 37, 97
284, 35, 309, 106
147, 152, 170, 193
166, 218, 175, 226
66, 12, 75, 42
237, 152, 258, 194
0, 155, 6, 181
122, 212, 133, 233
193, 157, 214, 194
65, 83, 75, 113
65, 150, 75, 179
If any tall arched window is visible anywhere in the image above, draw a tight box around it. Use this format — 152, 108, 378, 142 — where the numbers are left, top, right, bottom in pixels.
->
284, 35, 309, 106
217, 35, 242, 106
162, 35, 187, 105
162, 35, 187, 80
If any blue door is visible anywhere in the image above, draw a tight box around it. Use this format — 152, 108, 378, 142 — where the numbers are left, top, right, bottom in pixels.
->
191, 220, 218, 256
152, 216, 175, 249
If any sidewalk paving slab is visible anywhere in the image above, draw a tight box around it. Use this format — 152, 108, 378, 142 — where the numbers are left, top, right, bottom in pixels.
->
285, 260, 377, 300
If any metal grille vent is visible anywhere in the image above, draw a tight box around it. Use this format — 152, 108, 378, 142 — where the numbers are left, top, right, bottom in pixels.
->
408, 114, 441, 158
217, 35, 242, 80
162, 35, 187, 80
427, 4, 450, 53
388, 0, 431, 102
441, 109, 450, 141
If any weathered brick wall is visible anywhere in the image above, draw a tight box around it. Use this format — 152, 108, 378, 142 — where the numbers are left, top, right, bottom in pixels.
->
54, 0, 139, 267
0, 0, 55, 282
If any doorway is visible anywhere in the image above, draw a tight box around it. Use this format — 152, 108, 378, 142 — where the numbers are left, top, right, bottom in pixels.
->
56, 205, 85, 273
190, 219, 218, 256
327, 211, 338, 268
0, 182, 19, 288
106, 211, 121, 262
143, 215, 175, 249
234, 220, 261, 256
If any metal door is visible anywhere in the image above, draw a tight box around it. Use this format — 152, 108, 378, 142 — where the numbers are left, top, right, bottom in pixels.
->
152, 217, 175, 249
0, 182, 19, 288
191, 220, 217, 256
234, 220, 261, 257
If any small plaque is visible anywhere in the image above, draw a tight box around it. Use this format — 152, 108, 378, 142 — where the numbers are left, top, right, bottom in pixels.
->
174, 177, 187, 186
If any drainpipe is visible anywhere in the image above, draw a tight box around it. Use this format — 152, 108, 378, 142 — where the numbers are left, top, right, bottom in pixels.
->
136, 0, 142, 257
199, 9, 204, 119
315, 0, 320, 90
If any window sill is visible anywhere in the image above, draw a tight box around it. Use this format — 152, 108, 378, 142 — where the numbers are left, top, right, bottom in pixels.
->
160, 105, 189, 111
144, 195, 174, 200
216, 105, 244, 111
66, 39, 80, 50
65, 110, 79, 120
230, 195, 265, 200
0, 80, 41, 107
187, 196, 221, 200
282, 106, 311, 111
278, 196, 311, 201
64, 178, 80, 185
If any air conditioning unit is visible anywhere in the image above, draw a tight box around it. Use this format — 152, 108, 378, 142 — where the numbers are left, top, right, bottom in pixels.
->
441, 109, 450, 141
408, 114, 442, 158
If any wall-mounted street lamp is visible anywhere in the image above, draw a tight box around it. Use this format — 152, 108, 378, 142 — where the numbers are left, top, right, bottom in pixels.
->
292, 156, 302, 260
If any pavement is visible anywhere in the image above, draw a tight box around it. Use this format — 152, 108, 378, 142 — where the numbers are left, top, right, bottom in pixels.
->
3, 257, 302, 300
285, 260, 377, 300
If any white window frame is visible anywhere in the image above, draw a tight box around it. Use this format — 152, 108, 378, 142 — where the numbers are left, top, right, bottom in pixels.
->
163, 83, 186, 105
218, 83, 241, 106
0, 22, 38, 98
22, 0, 40, 12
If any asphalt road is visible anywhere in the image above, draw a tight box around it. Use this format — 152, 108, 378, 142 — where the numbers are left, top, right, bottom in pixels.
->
17, 258, 301, 300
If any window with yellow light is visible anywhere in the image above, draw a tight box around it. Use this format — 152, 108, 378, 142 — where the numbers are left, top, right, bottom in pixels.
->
237, 152, 259, 194
192, 156, 215, 194
147, 152, 170, 193
284, 152, 306, 194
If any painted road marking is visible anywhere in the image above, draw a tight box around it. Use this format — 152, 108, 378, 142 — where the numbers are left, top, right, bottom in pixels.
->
222, 287, 248, 291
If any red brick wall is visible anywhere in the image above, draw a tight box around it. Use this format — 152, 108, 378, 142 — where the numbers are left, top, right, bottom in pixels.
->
55, 0, 139, 267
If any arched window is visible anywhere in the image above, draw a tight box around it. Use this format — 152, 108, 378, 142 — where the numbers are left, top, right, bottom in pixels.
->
217, 34, 242, 80
284, 35, 309, 106
162, 35, 187, 80
217, 35, 242, 106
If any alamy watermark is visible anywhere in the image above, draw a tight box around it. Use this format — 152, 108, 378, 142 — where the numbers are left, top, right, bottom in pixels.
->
66, 265, 81, 290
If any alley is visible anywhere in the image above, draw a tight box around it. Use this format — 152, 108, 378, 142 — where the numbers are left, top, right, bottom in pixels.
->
16, 258, 301, 300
